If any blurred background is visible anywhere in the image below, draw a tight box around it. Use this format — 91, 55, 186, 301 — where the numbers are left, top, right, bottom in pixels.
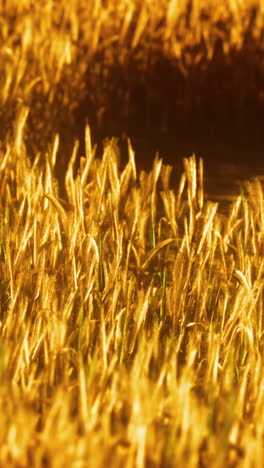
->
1, 0, 264, 200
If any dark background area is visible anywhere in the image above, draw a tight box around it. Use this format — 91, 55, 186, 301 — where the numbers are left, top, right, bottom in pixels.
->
68, 37, 264, 199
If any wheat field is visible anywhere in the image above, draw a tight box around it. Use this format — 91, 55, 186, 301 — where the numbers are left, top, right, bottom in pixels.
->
0, 1, 264, 467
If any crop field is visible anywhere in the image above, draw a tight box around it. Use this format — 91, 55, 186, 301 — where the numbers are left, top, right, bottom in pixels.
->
0, 1, 264, 467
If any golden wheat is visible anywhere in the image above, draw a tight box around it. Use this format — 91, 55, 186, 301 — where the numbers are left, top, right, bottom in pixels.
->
0, 108, 263, 465
0, 1, 264, 467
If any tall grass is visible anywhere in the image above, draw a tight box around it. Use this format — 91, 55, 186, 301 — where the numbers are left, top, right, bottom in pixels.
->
0, 108, 263, 466
0, 1, 264, 466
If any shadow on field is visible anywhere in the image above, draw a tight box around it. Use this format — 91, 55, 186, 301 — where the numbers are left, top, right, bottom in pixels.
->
72, 35, 264, 168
